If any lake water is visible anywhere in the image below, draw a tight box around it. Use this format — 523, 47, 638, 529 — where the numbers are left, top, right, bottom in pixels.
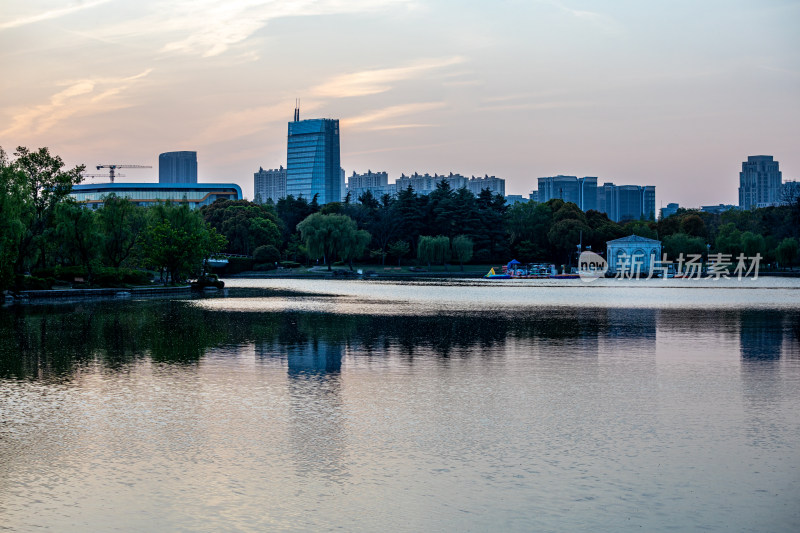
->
1, 278, 799, 532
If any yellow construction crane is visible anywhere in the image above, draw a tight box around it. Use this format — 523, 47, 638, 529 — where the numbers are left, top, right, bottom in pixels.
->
96, 164, 151, 183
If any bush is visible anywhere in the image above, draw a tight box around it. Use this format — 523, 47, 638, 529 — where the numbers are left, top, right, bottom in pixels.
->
34, 266, 86, 282
223, 256, 255, 275
253, 263, 278, 271
253, 245, 281, 265
93, 268, 152, 287
16, 275, 54, 291
280, 261, 301, 269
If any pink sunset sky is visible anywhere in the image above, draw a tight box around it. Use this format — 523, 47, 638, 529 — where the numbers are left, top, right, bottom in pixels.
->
1, 0, 798, 207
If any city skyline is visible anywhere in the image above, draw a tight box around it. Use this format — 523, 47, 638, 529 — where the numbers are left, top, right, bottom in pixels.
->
1, 1, 798, 206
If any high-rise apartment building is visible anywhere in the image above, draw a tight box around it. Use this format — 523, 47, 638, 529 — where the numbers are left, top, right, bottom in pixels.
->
535, 177, 655, 222
254, 166, 286, 203
739, 155, 782, 209
159, 151, 198, 183
347, 170, 390, 200
348, 170, 389, 190
286, 107, 341, 204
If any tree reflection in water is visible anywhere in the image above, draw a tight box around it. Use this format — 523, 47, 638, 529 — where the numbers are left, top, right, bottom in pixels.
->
1, 301, 797, 381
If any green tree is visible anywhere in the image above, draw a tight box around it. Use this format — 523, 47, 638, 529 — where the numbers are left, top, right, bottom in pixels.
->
0, 148, 27, 291
417, 235, 435, 268
11, 146, 84, 273
679, 213, 707, 238
387, 240, 410, 266
741, 231, 766, 259
201, 199, 281, 255
144, 202, 224, 283
715, 223, 742, 255
548, 219, 590, 265
297, 213, 367, 271
253, 244, 281, 265
662, 233, 706, 260
451, 235, 474, 270
98, 194, 147, 268
508, 201, 554, 261
776, 237, 799, 268
339, 227, 371, 271
624, 220, 658, 240
54, 201, 102, 282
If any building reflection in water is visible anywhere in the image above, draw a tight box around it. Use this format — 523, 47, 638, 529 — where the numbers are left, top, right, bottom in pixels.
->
739, 311, 785, 362
737, 310, 796, 450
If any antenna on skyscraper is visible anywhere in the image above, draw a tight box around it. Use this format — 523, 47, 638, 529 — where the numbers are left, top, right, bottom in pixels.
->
294, 99, 300, 122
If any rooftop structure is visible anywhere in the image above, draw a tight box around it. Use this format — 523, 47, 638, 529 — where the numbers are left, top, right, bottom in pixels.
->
159, 151, 198, 184
70, 182, 241, 209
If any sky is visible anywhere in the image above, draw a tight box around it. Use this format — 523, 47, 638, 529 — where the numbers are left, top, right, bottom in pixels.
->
1, 0, 798, 207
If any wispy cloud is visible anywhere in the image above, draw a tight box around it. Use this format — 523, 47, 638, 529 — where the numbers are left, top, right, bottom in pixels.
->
0, 0, 112, 31
95, 0, 415, 58
187, 100, 323, 146
0, 69, 152, 137
312, 57, 466, 98
342, 102, 445, 129
544, 0, 622, 34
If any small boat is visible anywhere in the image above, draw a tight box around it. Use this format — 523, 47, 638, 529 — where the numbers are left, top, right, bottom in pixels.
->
484, 267, 511, 279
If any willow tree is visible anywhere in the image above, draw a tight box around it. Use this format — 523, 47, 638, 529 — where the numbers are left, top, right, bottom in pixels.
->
297, 213, 369, 271
452, 235, 474, 271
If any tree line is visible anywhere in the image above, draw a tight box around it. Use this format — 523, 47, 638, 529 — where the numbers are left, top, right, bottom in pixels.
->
1, 147, 225, 292
3, 145, 799, 294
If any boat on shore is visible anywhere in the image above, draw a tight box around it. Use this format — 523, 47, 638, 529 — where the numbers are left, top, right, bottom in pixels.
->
484, 261, 577, 280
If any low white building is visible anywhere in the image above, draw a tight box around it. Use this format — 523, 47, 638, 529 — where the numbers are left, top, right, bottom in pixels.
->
606, 235, 662, 275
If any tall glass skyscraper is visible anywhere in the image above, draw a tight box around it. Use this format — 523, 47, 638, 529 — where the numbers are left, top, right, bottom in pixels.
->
159, 151, 198, 184
286, 108, 341, 204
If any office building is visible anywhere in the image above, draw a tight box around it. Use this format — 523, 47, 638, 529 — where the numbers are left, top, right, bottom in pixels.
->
534, 177, 655, 222
70, 182, 241, 209
739, 155, 782, 209
254, 166, 286, 203
660, 202, 680, 219
286, 106, 341, 204
782, 180, 800, 204
536, 176, 597, 211
701, 204, 737, 215
505, 195, 528, 206
159, 151, 198, 184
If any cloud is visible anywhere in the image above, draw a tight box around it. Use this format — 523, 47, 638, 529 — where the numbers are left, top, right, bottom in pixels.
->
187, 100, 324, 146
544, 0, 622, 34
312, 57, 466, 98
0, 69, 153, 137
93, 0, 414, 58
342, 102, 446, 129
0, 0, 112, 31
